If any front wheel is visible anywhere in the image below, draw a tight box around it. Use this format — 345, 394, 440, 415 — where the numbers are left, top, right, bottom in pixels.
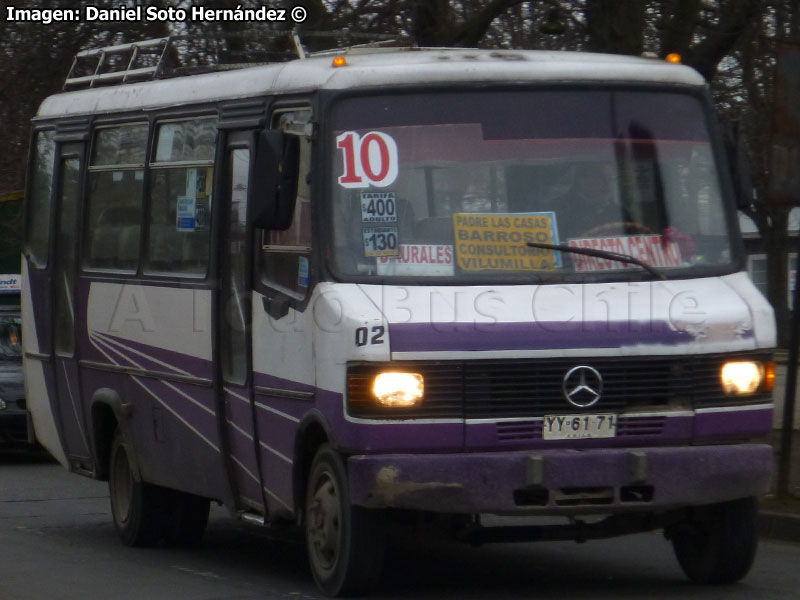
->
165, 491, 210, 546
670, 497, 759, 584
305, 445, 386, 596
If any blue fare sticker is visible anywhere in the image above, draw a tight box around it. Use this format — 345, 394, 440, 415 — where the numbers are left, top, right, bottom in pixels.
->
176, 196, 196, 231
298, 256, 310, 288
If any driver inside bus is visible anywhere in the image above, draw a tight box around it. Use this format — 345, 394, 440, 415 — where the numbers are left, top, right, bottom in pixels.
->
558, 164, 631, 240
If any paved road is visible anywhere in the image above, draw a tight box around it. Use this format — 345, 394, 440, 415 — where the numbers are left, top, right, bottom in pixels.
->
2, 451, 799, 600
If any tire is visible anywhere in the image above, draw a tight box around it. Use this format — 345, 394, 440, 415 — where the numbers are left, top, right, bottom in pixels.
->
165, 492, 210, 546
670, 497, 759, 584
305, 444, 386, 596
108, 430, 169, 546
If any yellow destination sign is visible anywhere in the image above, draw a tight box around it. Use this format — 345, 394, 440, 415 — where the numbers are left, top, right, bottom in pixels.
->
453, 212, 559, 271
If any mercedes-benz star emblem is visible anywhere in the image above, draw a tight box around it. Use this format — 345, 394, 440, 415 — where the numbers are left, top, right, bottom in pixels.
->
562, 366, 603, 408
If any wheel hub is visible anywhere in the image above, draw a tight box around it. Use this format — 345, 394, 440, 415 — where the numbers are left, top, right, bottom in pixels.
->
307, 477, 340, 571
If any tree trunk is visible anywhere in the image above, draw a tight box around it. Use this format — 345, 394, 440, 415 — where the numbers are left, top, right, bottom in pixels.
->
411, 0, 452, 46
658, 0, 701, 57
585, 0, 645, 55
764, 209, 792, 348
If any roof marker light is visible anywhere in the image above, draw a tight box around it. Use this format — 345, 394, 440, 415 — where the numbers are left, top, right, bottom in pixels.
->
666, 53, 682, 64
332, 56, 347, 68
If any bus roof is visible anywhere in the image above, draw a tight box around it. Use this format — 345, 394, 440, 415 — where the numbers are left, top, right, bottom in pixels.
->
37, 48, 706, 119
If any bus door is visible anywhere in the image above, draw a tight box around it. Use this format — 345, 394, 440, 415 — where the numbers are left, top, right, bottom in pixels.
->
219, 130, 264, 512
51, 142, 91, 462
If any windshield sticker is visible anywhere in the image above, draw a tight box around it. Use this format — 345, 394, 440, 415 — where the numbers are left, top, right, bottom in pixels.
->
453, 212, 560, 272
377, 245, 454, 276
298, 256, 310, 288
363, 226, 399, 257
360, 191, 397, 223
337, 131, 399, 189
176, 196, 196, 231
567, 235, 682, 272
0, 274, 21, 294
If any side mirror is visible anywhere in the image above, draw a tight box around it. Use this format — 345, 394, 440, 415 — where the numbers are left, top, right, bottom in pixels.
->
252, 130, 300, 230
723, 120, 755, 210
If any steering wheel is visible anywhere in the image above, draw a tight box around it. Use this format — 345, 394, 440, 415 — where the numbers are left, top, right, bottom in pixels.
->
579, 221, 654, 238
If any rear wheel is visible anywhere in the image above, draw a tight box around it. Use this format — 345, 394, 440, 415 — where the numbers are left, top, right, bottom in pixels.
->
165, 491, 210, 546
305, 445, 385, 596
670, 497, 759, 584
108, 430, 169, 546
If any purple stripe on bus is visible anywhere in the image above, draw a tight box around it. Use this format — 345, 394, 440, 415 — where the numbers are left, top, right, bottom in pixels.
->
253, 371, 316, 394
694, 406, 773, 440
259, 451, 295, 509
26, 264, 52, 353
133, 378, 220, 446
225, 392, 255, 426
254, 393, 309, 421
254, 406, 300, 457
318, 389, 465, 453
388, 320, 696, 353
88, 333, 141, 369
225, 421, 262, 499
89, 332, 211, 378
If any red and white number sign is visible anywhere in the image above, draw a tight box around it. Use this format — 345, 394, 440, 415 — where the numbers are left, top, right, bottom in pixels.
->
336, 131, 399, 188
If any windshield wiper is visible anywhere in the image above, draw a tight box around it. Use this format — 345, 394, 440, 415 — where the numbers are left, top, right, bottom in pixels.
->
526, 241, 666, 280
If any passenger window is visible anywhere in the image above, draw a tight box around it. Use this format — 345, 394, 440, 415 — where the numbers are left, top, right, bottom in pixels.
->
84, 124, 147, 271
145, 118, 217, 276
259, 109, 312, 299
25, 130, 56, 267
54, 157, 81, 356
221, 148, 250, 385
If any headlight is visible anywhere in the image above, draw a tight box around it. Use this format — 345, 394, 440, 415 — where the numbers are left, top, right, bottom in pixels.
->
372, 372, 424, 407
721, 361, 775, 395
0, 398, 6, 410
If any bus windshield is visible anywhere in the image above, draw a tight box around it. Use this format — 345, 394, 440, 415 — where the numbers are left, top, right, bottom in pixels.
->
329, 89, 733, 282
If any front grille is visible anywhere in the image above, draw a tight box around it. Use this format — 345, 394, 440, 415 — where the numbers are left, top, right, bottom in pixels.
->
347, 353, 771, 420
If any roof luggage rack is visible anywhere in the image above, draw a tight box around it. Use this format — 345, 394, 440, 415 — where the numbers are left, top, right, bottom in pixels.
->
64, 37, 172, 90
62, 32, 415, 91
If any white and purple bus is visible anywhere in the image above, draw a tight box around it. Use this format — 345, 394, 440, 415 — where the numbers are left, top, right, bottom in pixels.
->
23, 42, 776, 595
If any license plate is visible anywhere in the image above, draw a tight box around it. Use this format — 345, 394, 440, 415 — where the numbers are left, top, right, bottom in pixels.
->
543, 414, 617, 440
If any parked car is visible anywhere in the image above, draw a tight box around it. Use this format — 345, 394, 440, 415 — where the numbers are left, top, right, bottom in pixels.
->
0, 309, 26, 445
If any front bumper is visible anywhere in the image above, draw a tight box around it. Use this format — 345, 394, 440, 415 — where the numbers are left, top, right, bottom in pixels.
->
348, 444, 772, 514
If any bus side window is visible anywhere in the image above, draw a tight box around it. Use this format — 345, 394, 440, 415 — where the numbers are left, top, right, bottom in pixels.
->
25, 130, 56, 267
258, 109, 312, 301
145, 118, 217, 276
84, 124, 147, 272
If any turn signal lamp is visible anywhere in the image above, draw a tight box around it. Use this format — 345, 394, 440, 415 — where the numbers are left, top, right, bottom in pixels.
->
666, 53, 682, 64
764, 361, 776, 391
332, 56, 348, 68
721, 361, 774, 395
372, 372, 424, 407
